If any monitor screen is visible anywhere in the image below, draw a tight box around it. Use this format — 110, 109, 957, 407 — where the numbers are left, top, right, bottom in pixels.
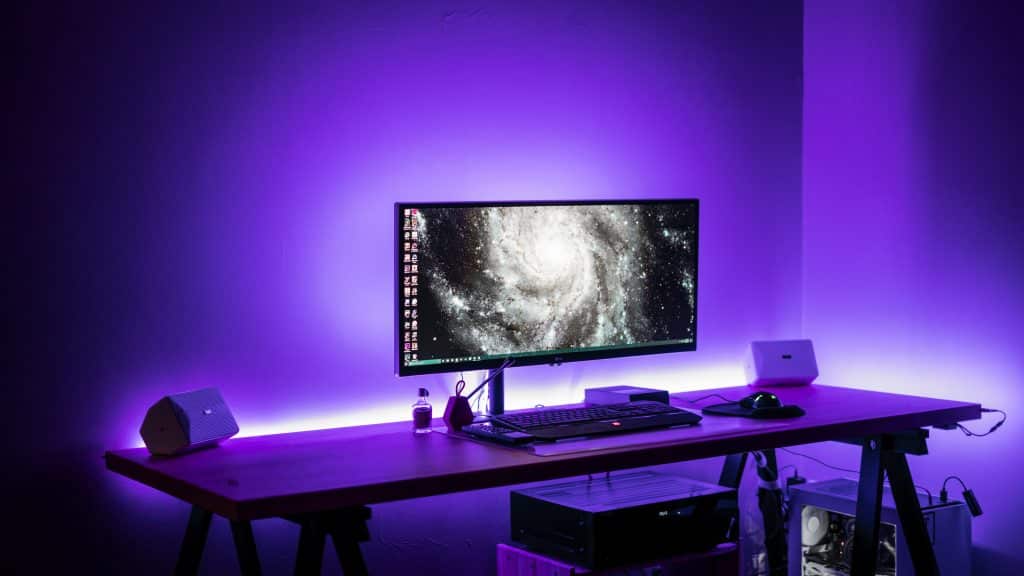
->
396, 200, 698, 376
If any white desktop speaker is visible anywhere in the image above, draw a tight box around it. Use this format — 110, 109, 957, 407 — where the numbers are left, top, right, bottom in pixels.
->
745, 339, 818, 387
140, 387, 239, 455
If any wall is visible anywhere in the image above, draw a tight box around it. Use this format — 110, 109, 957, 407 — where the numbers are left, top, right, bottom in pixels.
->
13, 1, 803, 574
802, 1, 1024, 572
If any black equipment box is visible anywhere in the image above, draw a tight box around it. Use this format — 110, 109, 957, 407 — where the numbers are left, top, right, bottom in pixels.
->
584, 385, 670, 405
510, 471, 737, 569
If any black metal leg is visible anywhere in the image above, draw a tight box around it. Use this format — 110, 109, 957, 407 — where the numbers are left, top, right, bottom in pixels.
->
230, 520, 262, 576
294, 521, 326, 576
718, 452, 748, 489
330, 529, 369, 576
288, 506, 371, 575
851, 437, 885, 576
176, 505, 213, 576
717, 453, 748, 542
755, 449, 787, 576
331, 507, 371, 576
885, 452, 940, 576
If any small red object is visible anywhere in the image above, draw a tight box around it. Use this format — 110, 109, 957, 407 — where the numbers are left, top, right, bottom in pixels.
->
443, 379, 475, 432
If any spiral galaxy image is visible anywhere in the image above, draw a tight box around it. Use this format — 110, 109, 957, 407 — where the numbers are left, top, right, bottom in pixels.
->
403, 202, 697, 365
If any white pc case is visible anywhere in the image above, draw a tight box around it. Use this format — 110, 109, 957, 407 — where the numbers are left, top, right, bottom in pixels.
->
787, 478, 970, 576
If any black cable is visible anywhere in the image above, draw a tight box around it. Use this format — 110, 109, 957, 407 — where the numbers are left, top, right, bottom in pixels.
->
939, 475, 983, 515
915, 484, 934, 506
942, 475, 968, 494
940, 475, 977, 512
782, 449, 934, 504
465, 358, 515, 401
686, 393, 737, 404
778, 465, 800, 500
780, 447, 859, 474
956, 408, 1006, 437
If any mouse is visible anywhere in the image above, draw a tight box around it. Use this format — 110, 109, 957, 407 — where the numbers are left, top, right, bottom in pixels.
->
740, 391, 782, 409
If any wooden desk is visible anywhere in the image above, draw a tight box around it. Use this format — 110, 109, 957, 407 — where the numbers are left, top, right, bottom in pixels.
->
105, 385, 980, 576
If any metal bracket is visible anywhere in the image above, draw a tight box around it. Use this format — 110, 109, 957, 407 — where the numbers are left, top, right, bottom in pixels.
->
839, 428, 930, 455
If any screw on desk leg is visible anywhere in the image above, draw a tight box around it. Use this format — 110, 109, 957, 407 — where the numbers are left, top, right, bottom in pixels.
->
294, 520, 326, 576
884, 451, 940, 576
175, 505, 212, 576
850, 437, 884, 576
230, 520, 263, 576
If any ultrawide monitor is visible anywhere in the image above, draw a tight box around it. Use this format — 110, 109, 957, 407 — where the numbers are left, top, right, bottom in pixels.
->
396, 200, 698, 376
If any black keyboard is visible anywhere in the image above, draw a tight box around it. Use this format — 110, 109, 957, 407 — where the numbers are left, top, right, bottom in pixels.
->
461, 401, 702, 444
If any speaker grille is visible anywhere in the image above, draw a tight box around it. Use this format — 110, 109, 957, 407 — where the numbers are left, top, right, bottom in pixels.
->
169, 388, 239, 445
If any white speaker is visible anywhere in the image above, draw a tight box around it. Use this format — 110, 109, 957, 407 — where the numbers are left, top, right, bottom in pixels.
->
745, 339, 818, 387
140, 387, 239, 455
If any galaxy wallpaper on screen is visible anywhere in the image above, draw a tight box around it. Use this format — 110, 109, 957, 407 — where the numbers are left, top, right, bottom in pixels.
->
399, 203, 697, 367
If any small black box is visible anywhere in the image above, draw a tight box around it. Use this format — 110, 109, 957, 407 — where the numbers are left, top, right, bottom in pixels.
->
511, 471, 736, 569
584, 385, 670, 405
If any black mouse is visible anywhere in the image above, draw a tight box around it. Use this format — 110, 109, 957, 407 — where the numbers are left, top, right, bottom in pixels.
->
740, 391, 782, 409
702, 391, 805, 419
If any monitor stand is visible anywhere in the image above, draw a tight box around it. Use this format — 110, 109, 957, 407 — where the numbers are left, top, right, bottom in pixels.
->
488, 368, 504, 416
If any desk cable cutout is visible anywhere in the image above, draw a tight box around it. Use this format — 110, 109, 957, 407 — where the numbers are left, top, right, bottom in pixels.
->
956, 407, 1006, 437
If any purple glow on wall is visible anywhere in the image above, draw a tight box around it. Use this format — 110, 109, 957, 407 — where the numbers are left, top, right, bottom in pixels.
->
95, 1, 803, 455
803, 1, 1023, 571
18, 2, 805, 574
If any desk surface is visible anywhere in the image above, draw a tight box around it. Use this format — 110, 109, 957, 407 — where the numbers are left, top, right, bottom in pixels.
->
105, 385, 980, 520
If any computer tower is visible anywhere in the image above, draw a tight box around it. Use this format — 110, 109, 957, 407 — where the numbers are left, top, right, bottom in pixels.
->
787, 478, 971, 576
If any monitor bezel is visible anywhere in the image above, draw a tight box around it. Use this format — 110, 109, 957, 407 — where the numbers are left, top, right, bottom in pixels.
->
395, 199, 699, 377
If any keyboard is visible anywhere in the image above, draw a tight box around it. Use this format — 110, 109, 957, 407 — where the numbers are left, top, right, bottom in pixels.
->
461, 401, 702, 445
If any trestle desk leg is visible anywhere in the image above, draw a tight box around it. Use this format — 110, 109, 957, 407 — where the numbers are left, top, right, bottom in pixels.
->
175, 505, 212, 576
294, 520, 326, 576
230, 520, 262, 576
885, 451, 940, 575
